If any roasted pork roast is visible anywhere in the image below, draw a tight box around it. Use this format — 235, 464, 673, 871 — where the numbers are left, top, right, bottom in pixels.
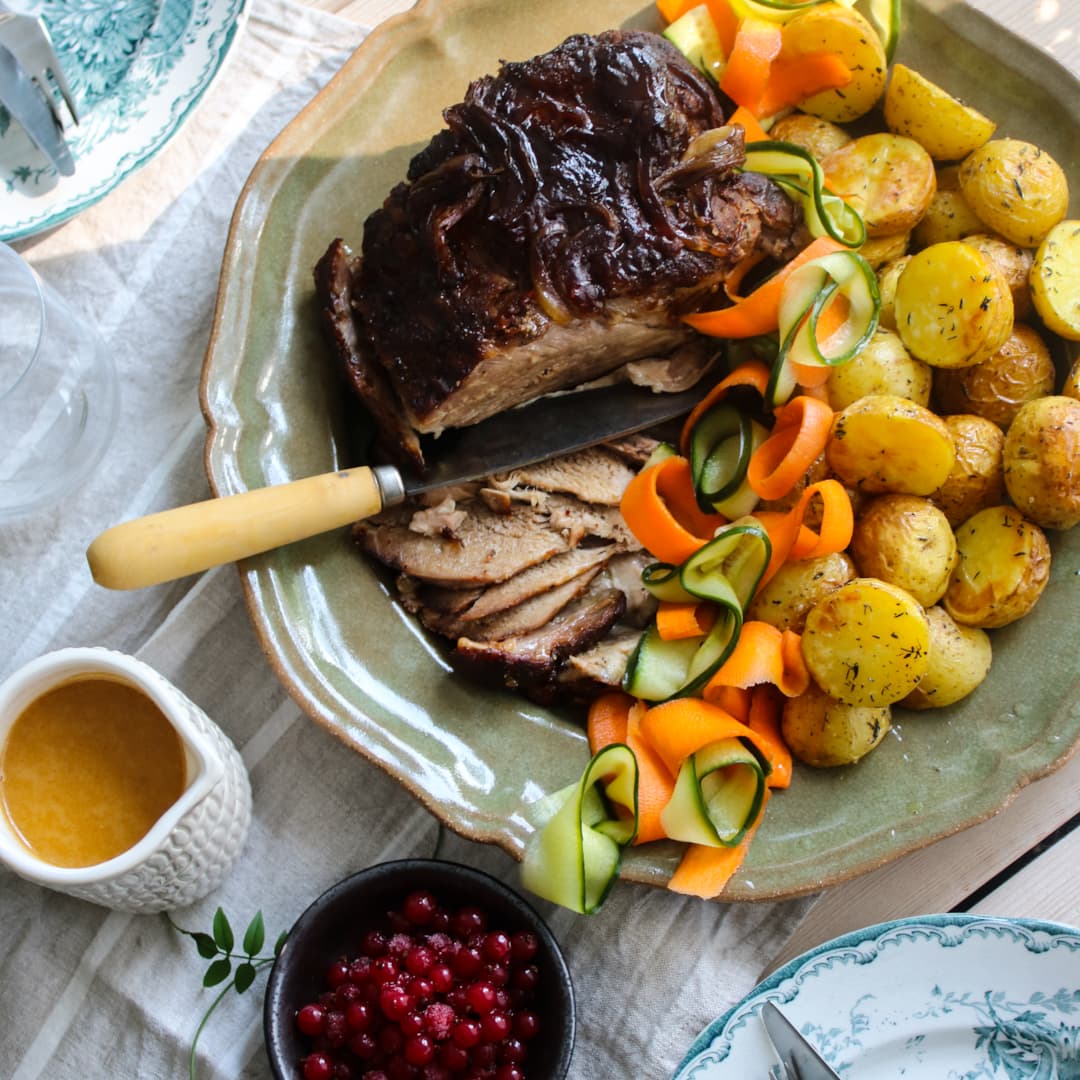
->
315, 28, 806, 467
318, 28, 810, 705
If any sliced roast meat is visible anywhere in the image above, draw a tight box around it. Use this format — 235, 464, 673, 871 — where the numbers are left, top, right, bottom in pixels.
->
314, 29, 806, 466
453, 587, 626, 691
489, 446, 638, 507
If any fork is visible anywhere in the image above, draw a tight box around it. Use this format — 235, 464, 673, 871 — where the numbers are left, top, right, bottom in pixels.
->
0, 3, 78, 125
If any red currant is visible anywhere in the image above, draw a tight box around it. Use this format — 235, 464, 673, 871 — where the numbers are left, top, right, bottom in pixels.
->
326, 960, 351, 987
404, 891, 439, 926
303, 1052, 335, 1080
362, 931, 388, 957
451, 1019, 482, 1050
451, 907, 486, 938
465, 981, 497, 1015
429, 964, 454, 993
297, 1003, 327, 1037
405, 1033, 436, 1066
509, 932, 538, 963
512, 1010, 540, 1041
480, 1011, 511, 1042
345, 1001, 374, 1033
380, 985, 414, 1021
481, 932, 511, 964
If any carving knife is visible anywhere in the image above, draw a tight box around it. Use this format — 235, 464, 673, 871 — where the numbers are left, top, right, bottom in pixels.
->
761, 1001, 843, 1080
0, 42, 74, 176
87, 379, 709, 590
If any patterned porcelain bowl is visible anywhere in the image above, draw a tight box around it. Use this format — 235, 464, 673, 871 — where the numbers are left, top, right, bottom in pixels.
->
0, 647, 251, 912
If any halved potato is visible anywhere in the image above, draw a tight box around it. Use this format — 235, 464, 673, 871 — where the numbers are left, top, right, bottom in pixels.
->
930, 414, 1005, 527
944, 506, 1052, 628
767, 111, 851, 161
858, 231, 910, 270
883, 63, 996, 161
782, 683, 891, 767
958, 139, 1069, 247
826, 394, 956, 495
932, 323, 1056, 430
963, 234, 1034, 320
823, 133, 937, 238
780, 4, 887, 123
826, 328, 932, 410
747, 551, 856, 633
1030, 220, 1080, 340
801, 577, 930, 707
1003, 396, 1080, 530
902, 606, 992, 710
912, 189, 984, 248
876, 255, 911, 332
894, 242, 1014, 368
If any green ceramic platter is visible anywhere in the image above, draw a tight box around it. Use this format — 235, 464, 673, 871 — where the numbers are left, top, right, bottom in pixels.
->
201, 0, 1080, 900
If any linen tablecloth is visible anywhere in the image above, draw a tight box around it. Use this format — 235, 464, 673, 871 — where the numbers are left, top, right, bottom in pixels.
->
0, 1, 1075, 1077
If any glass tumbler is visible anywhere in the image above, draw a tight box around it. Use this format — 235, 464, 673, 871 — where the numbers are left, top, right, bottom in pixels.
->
0, 242, 118, 520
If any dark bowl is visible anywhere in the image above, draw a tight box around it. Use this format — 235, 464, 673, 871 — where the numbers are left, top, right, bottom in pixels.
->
263, 858, 576, 1079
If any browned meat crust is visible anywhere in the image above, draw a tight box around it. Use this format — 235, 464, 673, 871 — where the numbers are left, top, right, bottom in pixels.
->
315, 29, 806, 466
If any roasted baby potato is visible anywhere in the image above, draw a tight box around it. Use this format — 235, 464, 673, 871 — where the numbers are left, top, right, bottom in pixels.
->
883, 64, 996, 161
801, 577, 931, 707
826, 328, 932, 410
767, 112, 851, 160
746, 551, 857, 633
780, 4, 887, 123
1003, 396, 1080, 530
932, 323, 1056, 430
1030, 220, 1080, 340
912, 189, 984, 248
876, 255, 911, 333
849, 495, 957, 606
1064, 358, 1080, 401
823, 133, 936, 238
963, 233, 1034, 320
958, 139, 1069, 247
826, 394, 956, 495
902, 605, 992, 710
944, 505, 1052, 628
781, 682, 891, 767
894, 242, 1014, 368
858, 231, 911, 271
930, 414, 1006, 527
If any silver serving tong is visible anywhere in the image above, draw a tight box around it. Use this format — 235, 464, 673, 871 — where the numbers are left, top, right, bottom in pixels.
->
0, 3, 79, 126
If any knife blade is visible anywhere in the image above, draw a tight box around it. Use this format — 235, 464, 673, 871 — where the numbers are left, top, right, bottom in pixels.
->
87, 378, 708, 590
761, 1001, 843, 1080
0, 41, 73, 175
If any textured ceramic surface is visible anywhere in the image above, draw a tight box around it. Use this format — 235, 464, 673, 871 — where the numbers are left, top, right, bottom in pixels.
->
673, 914, 1080, 1078
0, 648, 252, 913
0, 0, 247, 241
263, 859, 575, 1080
202, 0, 1080, 901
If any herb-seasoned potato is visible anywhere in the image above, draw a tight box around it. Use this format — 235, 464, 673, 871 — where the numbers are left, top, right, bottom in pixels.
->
747, 551, 856, 633
802, 577, 930, 707
1003, 396, 1080, 530
894, 242, 1014, 368
963, 234, 1034, 320
902, 606, 992, 710
932, 323, 1056, 430
1065, 358, 1080, 402
849, 495, 957, 606
780, 4, 887, 123
767, 112, 851, 161
781, 682, 891, 767
930, 414, 1006, 527
826, 394, 955, 495
1030, 220, 1080, 340
876, 255, 910, 333
958, 139, 1069, 248
823, 133, 936, 238
912, 189, 984, 248
944, 506, 1052, 628
858, 231, 910, 270
883, 63, 996, 161
826, 328, 932, 410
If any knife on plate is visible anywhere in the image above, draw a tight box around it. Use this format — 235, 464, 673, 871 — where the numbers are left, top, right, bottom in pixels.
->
0, 42, 74, 176
762, 1001, 843, 1080
87, 378, 707, 590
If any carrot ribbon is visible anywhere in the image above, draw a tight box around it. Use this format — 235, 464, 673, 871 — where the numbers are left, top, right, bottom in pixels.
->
746, 394, 834, 501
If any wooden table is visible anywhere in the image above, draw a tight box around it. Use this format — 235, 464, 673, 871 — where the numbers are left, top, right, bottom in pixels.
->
301, 0, 1080, 976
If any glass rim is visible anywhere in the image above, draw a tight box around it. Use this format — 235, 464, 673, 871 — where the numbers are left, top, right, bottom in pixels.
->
0, 242, 47, 403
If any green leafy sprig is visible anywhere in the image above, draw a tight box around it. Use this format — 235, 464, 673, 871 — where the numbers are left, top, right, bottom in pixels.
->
166, 907, 287, 1080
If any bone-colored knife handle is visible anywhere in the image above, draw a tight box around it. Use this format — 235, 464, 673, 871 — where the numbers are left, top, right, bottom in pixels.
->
87, 466, 402, 591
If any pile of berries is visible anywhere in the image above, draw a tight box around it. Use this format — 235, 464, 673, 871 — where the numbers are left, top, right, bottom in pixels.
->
293, 889, 544, 1080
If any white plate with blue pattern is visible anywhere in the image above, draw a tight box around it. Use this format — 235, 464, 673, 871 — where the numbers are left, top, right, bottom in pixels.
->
0, 0, 247, 240
674, 914, 1080, 1079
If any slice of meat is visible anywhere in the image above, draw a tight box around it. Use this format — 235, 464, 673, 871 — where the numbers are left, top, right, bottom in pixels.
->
315, 29, 806, 466
559, 631, 643, 692
453, 587, 626, 689
489, 446, 638, 507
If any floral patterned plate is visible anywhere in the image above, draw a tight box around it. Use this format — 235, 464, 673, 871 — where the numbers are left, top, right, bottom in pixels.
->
0, 0, 247, 240
674, 914, 1080, 1079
